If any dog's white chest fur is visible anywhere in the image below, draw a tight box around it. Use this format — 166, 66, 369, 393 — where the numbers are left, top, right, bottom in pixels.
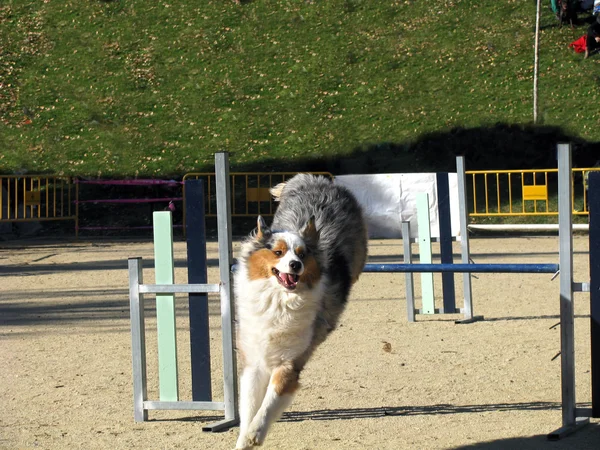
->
235, 273, 323, 368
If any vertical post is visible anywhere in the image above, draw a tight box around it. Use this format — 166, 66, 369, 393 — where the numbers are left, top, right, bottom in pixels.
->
533, 0, 541, 123
129, 258, 148, 422
185, 179, 212, 401
75, 180, 79, 238
589, 172, 600, 418
417, 193, 435, 314
557, 142, 576, 428
153, 211, 179, 402
402, 221, 415, 322
214, 152, 239, 427
549, 143, 590, 440
456, 156, 482, 324
436, 173, 456, 313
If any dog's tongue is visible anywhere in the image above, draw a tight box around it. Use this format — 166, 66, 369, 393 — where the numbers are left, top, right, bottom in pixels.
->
280, 272, 298, 288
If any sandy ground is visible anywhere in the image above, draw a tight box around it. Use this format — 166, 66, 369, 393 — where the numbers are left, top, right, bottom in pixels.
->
1, 234, 600, 450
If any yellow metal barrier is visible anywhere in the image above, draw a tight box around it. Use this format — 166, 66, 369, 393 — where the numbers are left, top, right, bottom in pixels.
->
182, 171, 334, 218
4, 168, 596, 233
0, 175, 75, 224
465, 168, 600, 218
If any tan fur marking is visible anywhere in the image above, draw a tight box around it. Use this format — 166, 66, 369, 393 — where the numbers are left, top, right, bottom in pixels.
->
247, 249, 278, 280
272, 240, 288, 255
247, 239, 289, 280
299, 254, 320, 288
271, 362, 300, 396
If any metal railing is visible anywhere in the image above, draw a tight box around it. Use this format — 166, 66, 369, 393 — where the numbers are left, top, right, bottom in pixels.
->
182, 171, 334, 217
3, 168, 598, 234
0, 175, 75, 224
465, 168, 600, 218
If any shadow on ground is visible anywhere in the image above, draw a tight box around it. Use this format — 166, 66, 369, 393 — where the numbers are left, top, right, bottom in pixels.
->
162, 402, 600, 449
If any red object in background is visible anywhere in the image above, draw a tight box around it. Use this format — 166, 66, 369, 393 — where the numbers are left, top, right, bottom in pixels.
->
569, 35, 587, 53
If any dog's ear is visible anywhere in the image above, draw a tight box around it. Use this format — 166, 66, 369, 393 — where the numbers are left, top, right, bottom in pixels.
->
255, 215, 271, 241
301, 216, 320, 246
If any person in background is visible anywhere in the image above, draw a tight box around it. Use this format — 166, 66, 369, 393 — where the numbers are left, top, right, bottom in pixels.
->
586, 15, 600, 58
584, 161, 600, 213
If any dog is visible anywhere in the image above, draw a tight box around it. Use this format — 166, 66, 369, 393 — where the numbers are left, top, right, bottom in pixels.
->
233, 174, 368, 449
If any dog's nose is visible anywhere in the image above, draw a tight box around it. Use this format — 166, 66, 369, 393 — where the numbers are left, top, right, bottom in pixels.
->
289, 260, 301, 272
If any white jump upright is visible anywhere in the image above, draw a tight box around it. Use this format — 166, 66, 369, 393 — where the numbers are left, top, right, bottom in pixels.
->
549, 143, 590, 438
456, 155, 476, 322
128, 152, 238, 431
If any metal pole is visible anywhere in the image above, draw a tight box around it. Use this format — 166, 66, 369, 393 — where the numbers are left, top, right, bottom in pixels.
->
129, 258, 148, 422
362, 263, 559, 273
533, 0, 541, 123
455, 156, 484, 324
558, 143, 575, 429
548, 143, 590, 439
203, 152, 239, 432
402, 222, 415, 322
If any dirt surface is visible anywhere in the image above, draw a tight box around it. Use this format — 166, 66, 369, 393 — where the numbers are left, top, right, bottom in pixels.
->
2, 235, 600, 449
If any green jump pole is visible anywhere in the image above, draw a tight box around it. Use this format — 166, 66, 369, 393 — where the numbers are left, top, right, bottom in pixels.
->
153, 211, 179, 401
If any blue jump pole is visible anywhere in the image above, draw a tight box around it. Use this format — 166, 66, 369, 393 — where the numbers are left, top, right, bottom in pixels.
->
363, 263, 559, 274
185, 179, 212, 402
436, 172, 456, 313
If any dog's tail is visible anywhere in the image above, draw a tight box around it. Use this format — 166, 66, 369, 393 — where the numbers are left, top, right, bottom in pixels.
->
270, 182, 286, 202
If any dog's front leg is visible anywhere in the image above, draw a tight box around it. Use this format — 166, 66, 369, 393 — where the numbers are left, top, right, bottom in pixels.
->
235, 365, 269, 450
244, 362, 299, 447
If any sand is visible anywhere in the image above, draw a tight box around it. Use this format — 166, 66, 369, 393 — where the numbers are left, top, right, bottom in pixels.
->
1, 235, 599, 449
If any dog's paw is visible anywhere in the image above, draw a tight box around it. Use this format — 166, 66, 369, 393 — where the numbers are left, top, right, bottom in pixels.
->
234, 433, 260, 450
245, 425, 266, 447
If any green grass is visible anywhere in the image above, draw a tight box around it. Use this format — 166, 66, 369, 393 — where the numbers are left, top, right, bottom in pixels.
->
1, 0, 600, 177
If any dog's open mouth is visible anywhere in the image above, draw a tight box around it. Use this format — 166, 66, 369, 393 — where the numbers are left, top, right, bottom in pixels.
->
272, 268, 299, 290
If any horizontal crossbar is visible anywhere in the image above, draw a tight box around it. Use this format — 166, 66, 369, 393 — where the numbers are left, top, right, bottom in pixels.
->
573, 282, 591, 292
414, 307, 462, 314
139, 283, 221, 294
144, 401, 225, 411
363, 263, 559, 274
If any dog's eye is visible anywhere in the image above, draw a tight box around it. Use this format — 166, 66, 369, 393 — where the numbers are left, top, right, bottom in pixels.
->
297, 252, 305, 260
274, 250, 282, 257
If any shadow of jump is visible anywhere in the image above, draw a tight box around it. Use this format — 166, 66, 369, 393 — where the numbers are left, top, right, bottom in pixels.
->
279, 401, 574, 423
150, 401, 572, 425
